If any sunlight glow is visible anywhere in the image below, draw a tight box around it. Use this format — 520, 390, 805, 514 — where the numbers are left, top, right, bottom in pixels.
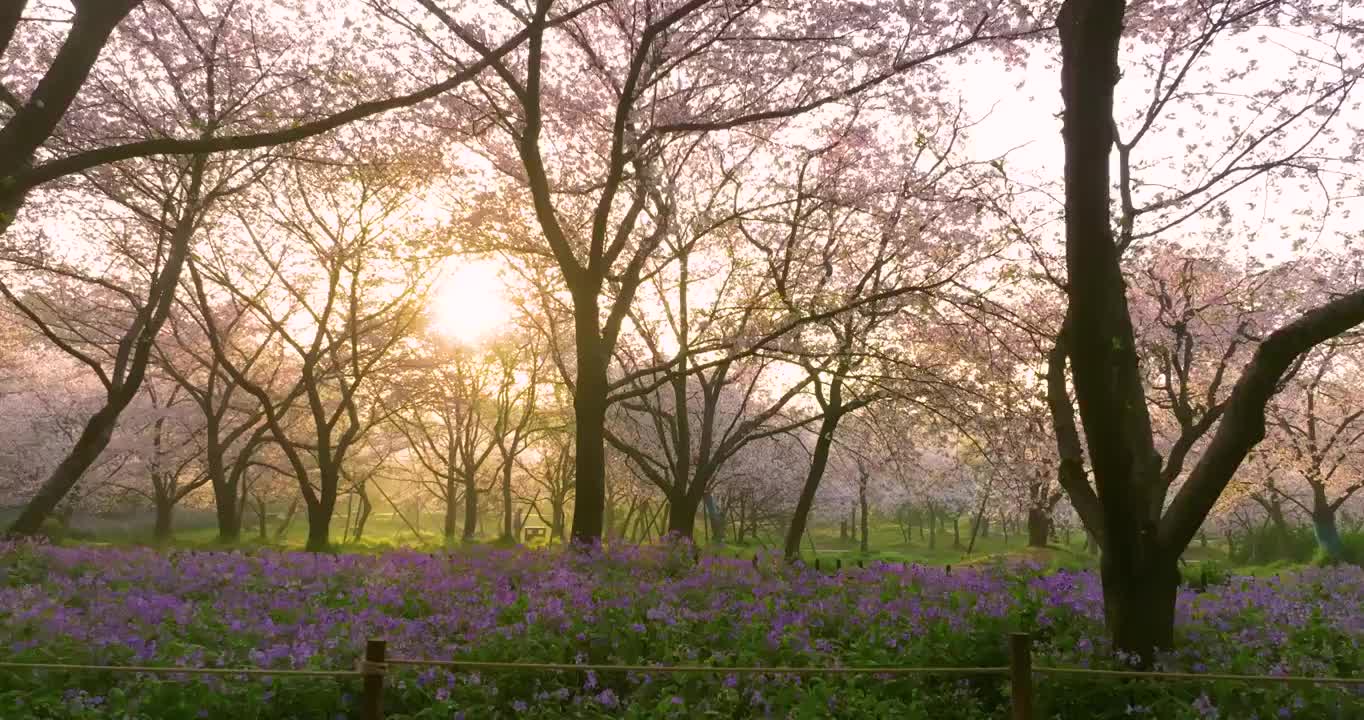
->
429, 258, 514, 344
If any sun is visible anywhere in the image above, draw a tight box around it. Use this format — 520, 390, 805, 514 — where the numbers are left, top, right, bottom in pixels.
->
429, 258, 514, 344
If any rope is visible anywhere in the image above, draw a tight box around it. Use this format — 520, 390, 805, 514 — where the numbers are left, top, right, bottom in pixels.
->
2, 658, 1357, 688
0, 661, 361, 679
1033, 666, 1364, 686
384, 658, 1011, 676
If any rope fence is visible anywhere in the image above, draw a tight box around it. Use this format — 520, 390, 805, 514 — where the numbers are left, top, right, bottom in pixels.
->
0, 661, 360, 678
3, 632, 1361, 720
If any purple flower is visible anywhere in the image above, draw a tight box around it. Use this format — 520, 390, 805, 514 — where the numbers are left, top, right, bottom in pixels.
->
1193, 693, 1219, 719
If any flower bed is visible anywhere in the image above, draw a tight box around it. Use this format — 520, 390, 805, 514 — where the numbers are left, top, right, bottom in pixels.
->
0, 541, 1359, 718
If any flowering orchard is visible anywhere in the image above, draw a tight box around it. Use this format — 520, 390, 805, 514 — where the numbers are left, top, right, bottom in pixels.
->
0, 542, 1359, 719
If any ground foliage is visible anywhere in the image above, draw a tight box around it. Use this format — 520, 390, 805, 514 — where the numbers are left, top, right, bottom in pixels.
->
0, 542, 1360, 719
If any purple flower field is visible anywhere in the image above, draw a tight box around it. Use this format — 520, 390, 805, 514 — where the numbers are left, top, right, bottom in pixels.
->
0, 541, 1360, 719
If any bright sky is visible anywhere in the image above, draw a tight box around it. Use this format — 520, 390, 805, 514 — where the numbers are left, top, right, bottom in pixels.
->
428, 257, 515, 344
954, 27, 1362, 264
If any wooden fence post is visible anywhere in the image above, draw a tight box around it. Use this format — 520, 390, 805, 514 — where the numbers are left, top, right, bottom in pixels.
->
1009, 632, 1034, 720
361, 639, 386, 720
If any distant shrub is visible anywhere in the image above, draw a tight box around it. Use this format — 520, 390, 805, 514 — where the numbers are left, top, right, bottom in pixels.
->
1180, 560, 1230, 589
1312, 532, 1364, 566
1229, 525, 1319, 564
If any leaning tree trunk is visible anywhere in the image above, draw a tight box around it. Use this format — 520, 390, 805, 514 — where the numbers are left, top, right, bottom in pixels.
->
274, 497, 299, 541
0, 0, 143, 235
783, 391, 844, 561
352, 482, 372, 542
8, 405, 121, 535
7, 155, 205, 537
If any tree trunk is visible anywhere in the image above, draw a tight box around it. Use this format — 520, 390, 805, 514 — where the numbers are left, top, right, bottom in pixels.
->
783, 397, 843, 561
463, 473, 478, 543
617, 498, 637, 541
7, 405, 121, 535
304, 501, 331, 552
952, 515, 961, 550
275, 497, 299, 541
501, 460, 514, 542
7, 155, 206, 537
0, 1, 142, 233
704, 494, 725, 544
303, 465, 339, 552
569, 318, 608, 544
665, 491, 702, 539
353, 484, 372, 542
927, 504, 937, 550
552, 502, 566, 544
1100, 545, 1180, 661
1266, 500, 1290, 555
207, 437, 240, 543
859, 485, 869, 554
1311, 485, 1346, 562
255, 498, 268, 540
1027, 507, 1051, 548
153, 498, 174, 542
237, 475, 250, 538
443, 487, 459, 541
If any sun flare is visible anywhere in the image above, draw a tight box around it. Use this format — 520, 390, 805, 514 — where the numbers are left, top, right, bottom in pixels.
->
429, 259, 513, 344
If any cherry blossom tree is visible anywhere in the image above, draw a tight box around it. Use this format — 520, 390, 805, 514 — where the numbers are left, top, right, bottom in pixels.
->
373, 0, 1047, 543
392, 344, 499, 543
1, 0, 585, 234
189, 157, 433, 551
1055, 0, 1364, 661
1266, 340, 1364, 561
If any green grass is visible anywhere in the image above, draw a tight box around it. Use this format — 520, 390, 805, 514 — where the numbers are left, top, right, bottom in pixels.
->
32, 505, 1304, 577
